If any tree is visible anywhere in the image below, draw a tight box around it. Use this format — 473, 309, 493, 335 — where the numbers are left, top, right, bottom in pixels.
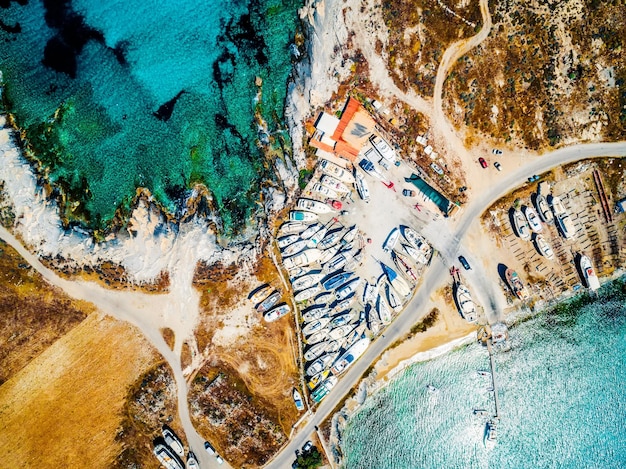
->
295, 447, 323, 469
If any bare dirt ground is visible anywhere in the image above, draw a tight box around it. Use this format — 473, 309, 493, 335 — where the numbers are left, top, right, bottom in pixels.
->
0, 314, 159, 469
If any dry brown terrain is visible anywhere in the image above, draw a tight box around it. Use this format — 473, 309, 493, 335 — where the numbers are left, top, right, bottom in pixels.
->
0, 314, 159, 469
191, 254, 300, 467
444, 0, 626, 150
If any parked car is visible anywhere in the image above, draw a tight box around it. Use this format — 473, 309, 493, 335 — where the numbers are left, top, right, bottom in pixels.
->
494, 162, 502, 171
479, 157, 488, 168
303, 441, 313, 452
402, 189, 415, 197
358, 158, 375, 173
492, 149, 503, 155
204, 441, 215, 455
528, 174, 540, 182
216, 455, 224, 464
458, 186, 467, 193
458, 256, 471, 270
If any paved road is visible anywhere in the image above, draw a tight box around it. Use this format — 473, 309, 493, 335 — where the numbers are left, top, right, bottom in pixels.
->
264, 141, 626, 468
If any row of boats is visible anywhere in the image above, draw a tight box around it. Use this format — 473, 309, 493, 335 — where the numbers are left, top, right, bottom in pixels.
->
153, 425, 198, 469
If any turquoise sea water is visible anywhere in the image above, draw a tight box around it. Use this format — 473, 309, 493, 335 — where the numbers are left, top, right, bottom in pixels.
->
342, 278, 626, 469
0, 0, 300, 231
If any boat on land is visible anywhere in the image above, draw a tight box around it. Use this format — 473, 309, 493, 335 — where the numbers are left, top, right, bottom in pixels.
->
319, 244, 342, 265
249, 284, 271, 305
282, 239, 308, 256
318, 227, 344, 249
300, 222, 323, 240
307, 369, 330, 390
512, 209, 531, 240
484, 419, 498, 449
376, 294, 392, 324
306, 353, 336, 377
535, 194, 554, 223
342, 224, 358, 243
307, 225, 330, 248
323, 271, 353, 290
383, 227, 400, 252
345, 323, 367, 347
331, 293, 356, 312
305, 328, 331, 344
401, 225, 430, 253
297, 197, 334, 214
455, 284, 477, 323
379, 261, 412, 297
311, 375, 338, 403
314, 291, 333, 305
292, 388, 305, 411
311, 182, 339, 198
288, 267, 306, 279
505, 268, 529, 300
292, 270, 324, 290
386, 283, 403, 312
302, 305, 330, 323
319, 159, 355, 183
277, 234, 299, 249
579, 254, 600, 291
523, 206, 543, 233
401, 242, 428, 264
549, 195, 567, 217
331, 338, 370, 375
263, 303, 291, 322
279, 221, 308, 235
534, 235, 555, 259
329, 324, 355, 340
162, 426, 185, 457
289, 210, 318, 222
257, 290, 281, 313
302, 317, 330, 336
557, 213, 576, 240
320, 174, 351, 193
283, 249, 323, 270
186, 451, 199, 469
330, 311, 354, 328
392, 250, 418, 282
323, 252, 349, 273
326, 337, 346, 353
153, 443, 184, 469
354, 169, 370, 201
362, 281, 375, 305
304, 342, 328, 361
335, 278, 362, 300
295, 285, 322, 303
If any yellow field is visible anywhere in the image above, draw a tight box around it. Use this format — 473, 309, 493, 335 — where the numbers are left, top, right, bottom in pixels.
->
0, 313, 157, 468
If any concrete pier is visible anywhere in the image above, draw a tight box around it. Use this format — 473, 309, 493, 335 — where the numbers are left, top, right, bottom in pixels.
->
486, 339, 500, 418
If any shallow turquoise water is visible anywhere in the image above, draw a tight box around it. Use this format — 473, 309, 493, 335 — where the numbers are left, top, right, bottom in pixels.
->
342, 279, 626, 469
0, 0, 300, 231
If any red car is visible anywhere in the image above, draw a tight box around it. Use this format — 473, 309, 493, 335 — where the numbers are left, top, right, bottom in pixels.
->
479, 157, 488, 168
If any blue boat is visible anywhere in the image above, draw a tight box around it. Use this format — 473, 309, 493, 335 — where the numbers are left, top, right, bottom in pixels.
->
323, 271, 353, 291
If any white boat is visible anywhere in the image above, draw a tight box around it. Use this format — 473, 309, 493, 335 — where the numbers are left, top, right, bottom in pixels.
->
306, 353, 336, 376
579, 254, 600, 291
305, 328, 331, 344
302, 317, 330, 336
376, 294, 392, 324
535, 194, 554, 223
512, 209, 531, 240
331, 338, 370, 375
383, 227, 400, 252
401, 242, 428, 264
330, 312, 354, 328
319, 159, 355, 183
341, 224, 358, 243
534, 235, 554, 260
455, 284, 477, 323
292, 271, 324, 290
295, 285, 322, 302
283, 249, 323, 270
300, 222, 323, 240
282, 239, 308, 256
249, 284, 271, 305
314, 291, 333, 305
257, 290, 281, 313
335, 278, 361, 300
385, 283, 403, 313
401, 226, 427, 251
370, 135, 397, 162
153, 443, 184, 469
306, 225, 329, 247
549, 195, 566, 217
277, 234, 299, 249
354, 169, 370, 201
288, 267, 306, 279
297, 198, 334, 214
319, 244, 342, 265
301, 305, 330, 323
323, 252, 349, 273
320, 174, 351, 193
557, 213, 576, 240
326, 337, 346, 353
278, 221, 307, 235
264, 303, 291, 322
392, 250, 418, 282
304, 342, 328, 362
484, 420, 498, 449
332, 294, 357, 312
524, 206, 543, 233
379, 261, 412, 298
187, 451, 199, 469
345, 323, 367, 347
289, 210, 318, 222
362, 281, 375, 305
293, 388, 305, 411
162, 426, 185, 458
329, 324, 355, 340
318, 228, 344, 249
311, 182, 338, 199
